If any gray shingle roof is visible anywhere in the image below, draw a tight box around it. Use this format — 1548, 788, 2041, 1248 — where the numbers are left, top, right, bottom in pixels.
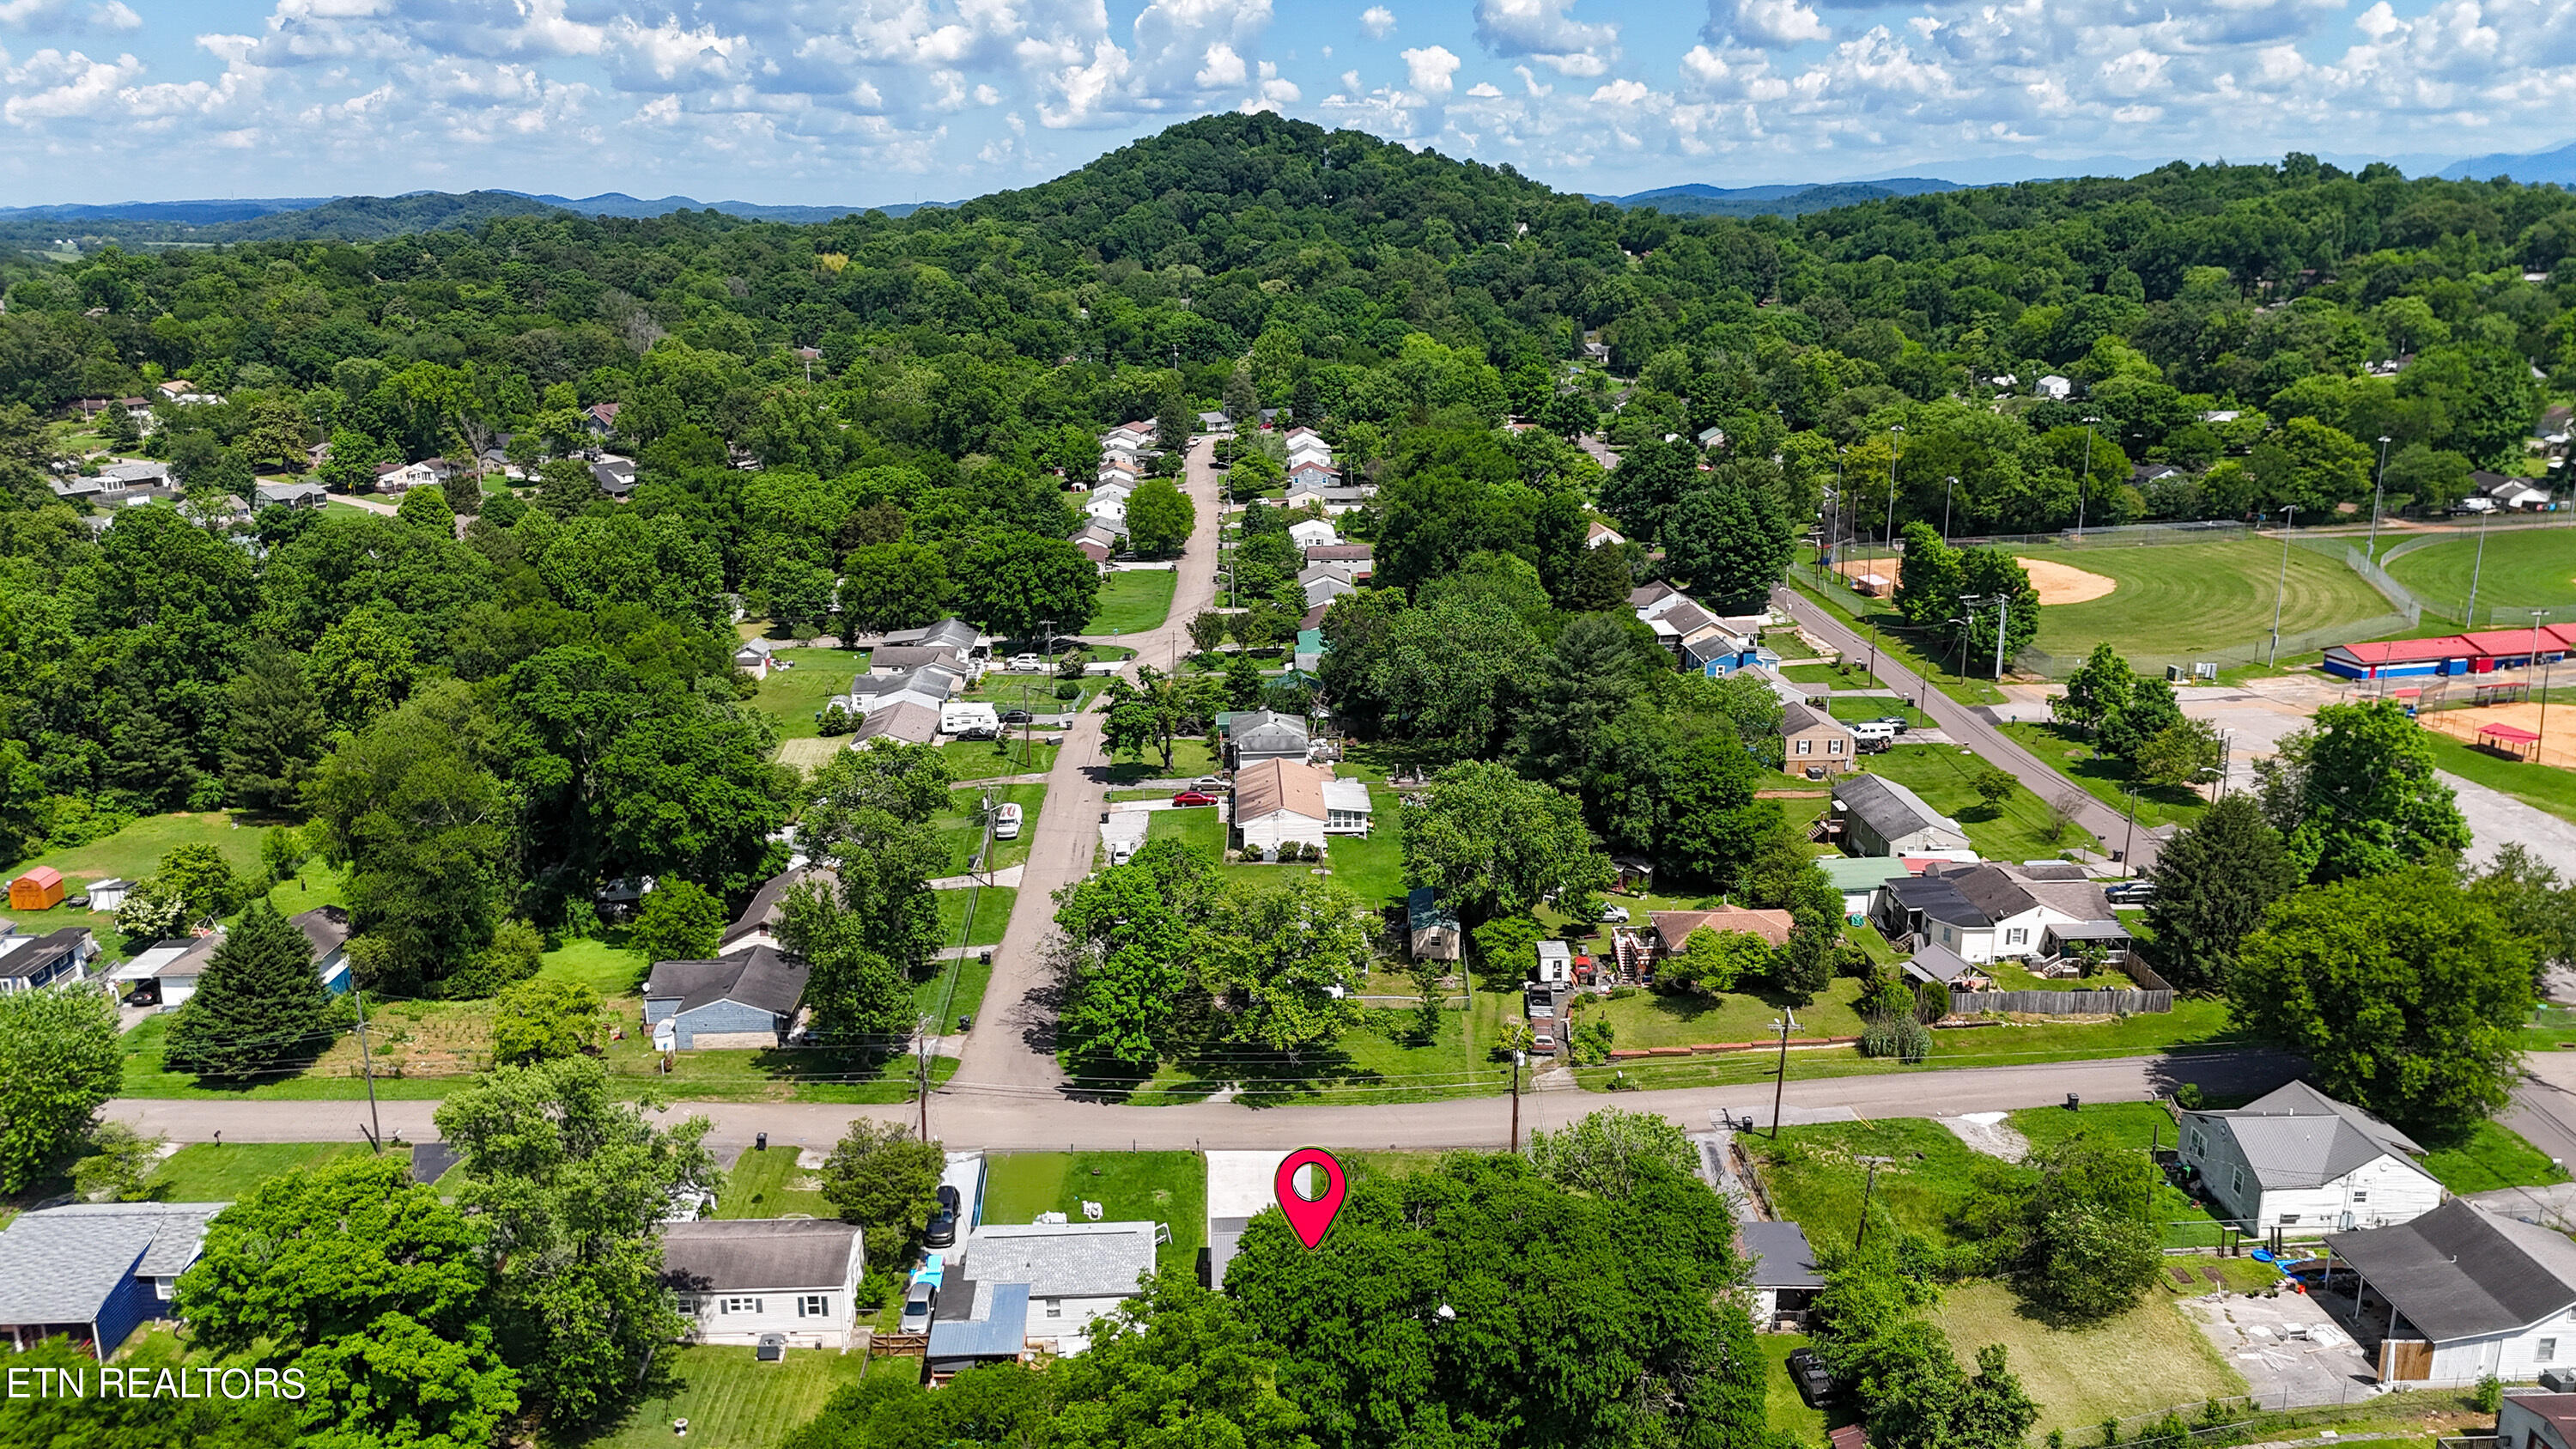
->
880, 618, 980, 651
1835, 774, 1962, 845
1741, 1221, 1826, 1289
2326, 1199, 2576, 1342
964, 1222, 1156, 1299
660, 1218, 860, 1292
644, 945, 810, 1018
721, 866, 834, 950
1901, 940, 1981, 985
0, 1203, 224, 1324
290, 904, 350, 959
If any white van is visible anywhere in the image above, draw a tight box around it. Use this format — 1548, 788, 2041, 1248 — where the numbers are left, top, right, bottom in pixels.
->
1848, 720, 1900, 744
993, 803, 1023, 839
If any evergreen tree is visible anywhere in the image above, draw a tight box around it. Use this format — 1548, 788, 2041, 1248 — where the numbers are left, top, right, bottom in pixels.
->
2147, 794, 2295, 989
164, 900, 333, 1079
223, 646, 330, 815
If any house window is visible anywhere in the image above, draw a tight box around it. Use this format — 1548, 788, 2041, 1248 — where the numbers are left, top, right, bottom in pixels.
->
721, 1297, 762, 1316
2231, 1166, 2244, 1197
799, 1295, 829, 1318
2005, 928, 2027, 946
154, 1278, 173, 1301
2277, 1215, 2300, 1226
2543, 1339, 2560, 1363
2190, 1129, 2206, 1157
1830, 740, 1844, 754
2351, 1191, 2367, 1202
1796, 740, 1813, 756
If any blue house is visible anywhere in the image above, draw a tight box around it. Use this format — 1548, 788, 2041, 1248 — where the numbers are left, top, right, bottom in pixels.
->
290, 905, 354, 995
645, 946, 810, 1050
0, 1202, 225, 1354
0, 927, 99, 995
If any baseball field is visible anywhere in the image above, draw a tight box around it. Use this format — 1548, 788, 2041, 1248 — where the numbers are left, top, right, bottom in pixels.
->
2385, 527, 2576, 619
2020, 539, 2394, 661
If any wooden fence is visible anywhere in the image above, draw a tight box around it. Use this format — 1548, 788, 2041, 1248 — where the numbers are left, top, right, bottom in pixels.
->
1948, 987, 2173, 1015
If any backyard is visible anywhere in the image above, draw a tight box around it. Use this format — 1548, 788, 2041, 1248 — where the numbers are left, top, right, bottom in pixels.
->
745, 647, 856, 741
1084, 568, 1179, 635
713, 1142, 834, 1219
1928, 1280, 2245, 1436
567, 1344, 871, 1449
1139, 784, 1409, 907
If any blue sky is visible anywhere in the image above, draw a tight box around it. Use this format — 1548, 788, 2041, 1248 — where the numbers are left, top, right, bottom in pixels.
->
1, 0, 2569, 205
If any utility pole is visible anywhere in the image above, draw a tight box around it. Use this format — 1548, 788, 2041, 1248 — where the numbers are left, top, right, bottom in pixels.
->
2122, 785, 2141, 877
1941, 475, 1957, 546
2366, 435, 2391, 561
353, 985, 383, 1152
2076, 416, 2101, 539
1854, 1156, 1894, 1251
1992, 594, 2010, 681
1770, 1010, 1802, 1139
1882, 424, 1904, 566
2267, 504, 2297, 666
2467, 506, 2493, 628
1509, 1050, 1525, 1151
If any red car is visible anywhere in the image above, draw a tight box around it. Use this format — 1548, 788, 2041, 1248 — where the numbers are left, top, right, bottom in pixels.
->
1171, 790, 1220, 807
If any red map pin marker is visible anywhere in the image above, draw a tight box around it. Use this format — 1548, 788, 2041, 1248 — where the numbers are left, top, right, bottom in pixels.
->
1273, 1147, 1347, 1250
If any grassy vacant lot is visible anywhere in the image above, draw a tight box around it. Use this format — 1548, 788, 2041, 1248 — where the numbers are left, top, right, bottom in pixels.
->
1748, 1117, 1989, 1246
1999, 721, 2212, 831
914, 947, 994, 1032
1928, 1280, 2245, 1435
4, 811, 268, 941
149, 1142, 388, 1198
932, 782, 1047, 874
933, 884, 1015, 949
1105, 735, 1220, 782
2421, 728, 2576, 826
1580, 976, 1869, 1050
1086, 568, 1179, 635
2420, 1120, 2569, 1194
1781, 661, 1879, 686
2029, 539, 2391, 661
1827, 697, 1936, 729
714, 1144, 834, 1219
574, 1343, 871, 1449
1102, 991, 1513, 1106
982, 1151, 1205, 1279
747, 648, 856, 741
2387, 527, 2576, 616
939, 739, 1058, 780
1860, 744, 2083, 861
2004, 1100, 2179, 1156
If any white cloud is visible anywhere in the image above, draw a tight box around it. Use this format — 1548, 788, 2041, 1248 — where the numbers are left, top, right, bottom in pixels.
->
2, 46, 137, 120
1197, 40, 1246, 86
1730, 0, 1828, 47
1360, 5, 1394, 40
1401, 42, 1458, 95
1473, 0, 1617, 75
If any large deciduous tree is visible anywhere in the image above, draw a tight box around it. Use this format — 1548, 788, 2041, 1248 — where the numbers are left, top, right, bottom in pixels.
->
1662, 465, 1793, 610
1124, 477, 1197, 555
819, 1118, 948, 1268
0, 985, 121, 1194
2229, 867, 2535, 1131
1400, 762, 1609, 932
957, 531, 1103, 640
2261, 702, 2470, 883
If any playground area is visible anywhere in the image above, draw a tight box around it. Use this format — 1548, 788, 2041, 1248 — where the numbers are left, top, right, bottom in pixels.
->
2421, 702, 2575, 770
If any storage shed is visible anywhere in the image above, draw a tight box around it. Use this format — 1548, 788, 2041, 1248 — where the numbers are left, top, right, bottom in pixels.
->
9, 868, 64, 912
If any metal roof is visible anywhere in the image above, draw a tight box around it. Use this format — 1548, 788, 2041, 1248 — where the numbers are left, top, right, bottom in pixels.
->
2326, 1199, 2576, 1342
927, 1281, 1030, 1362
1741, 1221, 1826, 1289
2189, 1081, 2431, 1191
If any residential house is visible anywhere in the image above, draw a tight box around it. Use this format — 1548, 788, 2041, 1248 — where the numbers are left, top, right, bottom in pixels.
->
1816, 855, 1914, 916
1694, 426, 1728, 450
643, 946, 810, 1050
1682, 624, 1775, 678
829, 664, 963, 717
867, 643, 973, 676
1831, 774, 1971, 856
1224, 709, 1310, 770
0, 927, 97, 994
1741, 1221, 1825, 1330
289, 905, 355, 995
1300, 566, 1355, 612
1406, 886, 1463, 962
1869, 874, 1996, 962
2475, 470, 2555, 510
1288, 518, 1340, 550
2324, 1198, 2576, 1384
2501, 1392, 2576, 1449
879, 618, 983, 654
1937, 861, 2125, 965
1072, 521, 1122, 563
0, 1202, 226, 1354
1648, 906, 1796, 953
663, 1218, 865, 1349
1196, 411, 1231, 431
717, 865, 836, 958
1285, 478, 1373, 513
1587, 521, 1626, 548
9, 868, 64, 911
1782, 701, 1858, 775
1303, 543, 1373, 580
957, 1221, 1160, 1355
1230, 758, 1351, 858
374, 460, 448, 494
95, 460, 170, 489
854, 701, 942, 749
1285, 461, 1339, 492
2179, 1081, 2443, 1235
582, 402, 622, 436
2036, 374, 2074, 399
252, 480, 329, 509
1101, 422, 1151, 450
1204, 1150, 1291, 1292
732, 639, 780, 680
590, 457, 637, 499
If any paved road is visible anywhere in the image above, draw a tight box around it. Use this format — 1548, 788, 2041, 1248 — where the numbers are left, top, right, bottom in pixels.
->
2443, 770, 2576, 877
105, 1047, 2300, 1151
945, 435, 1225, 1097
1773, 585, 2167, 873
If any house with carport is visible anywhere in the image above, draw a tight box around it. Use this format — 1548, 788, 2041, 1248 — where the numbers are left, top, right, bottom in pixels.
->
2324, 1198, 2576, 1385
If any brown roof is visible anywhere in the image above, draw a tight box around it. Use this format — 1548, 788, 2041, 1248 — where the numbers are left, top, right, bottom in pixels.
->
1648, 906, 1796, 948
1233, 758, 1334, 824
1304, 544, 1373, 563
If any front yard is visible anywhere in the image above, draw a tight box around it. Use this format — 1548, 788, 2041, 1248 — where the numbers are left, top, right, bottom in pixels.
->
981, 1150, 1204, 1279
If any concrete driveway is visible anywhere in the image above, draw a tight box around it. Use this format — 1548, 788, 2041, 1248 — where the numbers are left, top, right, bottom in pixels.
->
2178, 1288, 2376, 1409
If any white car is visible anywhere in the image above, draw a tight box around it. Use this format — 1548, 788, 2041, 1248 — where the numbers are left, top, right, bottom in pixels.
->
1600, 904, 1631, 923
1006, 653, 1044, 672
992, 803, 1024, 839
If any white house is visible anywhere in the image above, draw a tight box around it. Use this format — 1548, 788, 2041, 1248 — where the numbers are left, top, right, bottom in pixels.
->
2178, 1081, 2443, 1235
1230, 758, 1353, 859
1586, 521, 1625, 549
662, 1218, 866, 1349
1936, 862, 2124, 965
2036, 374, 2074, 399
959, 1221, 1160, 1355
1832, 774, 1971, 856
2499, 1390, 2576, 1449
2327, 1198, 2576, 1385
1288, 518, 1340, 550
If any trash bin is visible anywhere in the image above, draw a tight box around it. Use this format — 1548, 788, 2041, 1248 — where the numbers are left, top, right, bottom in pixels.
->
2065, 1093, 2081, 1111
756, 1131, 769, 1151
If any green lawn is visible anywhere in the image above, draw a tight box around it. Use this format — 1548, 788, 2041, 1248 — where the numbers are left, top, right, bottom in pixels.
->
2023, 539, 2391, 662
2003, 1100, 2182, 1156
1103, 736, 1220, 782
981, 1151, 1205, 1279
933, 884, 1015, 950
570, 1343, 872, 1449
2420, 728, 2576, 826
2386, 527, 2576, 618
747, 648, 857, 741
2420, 1119, 2569, 1194
937, 740, 1058, 780
1927, 1279, 2245, 1436
1788, 561, 2007, 707
1086, 568, 1179, 635
1999, 721, 2212, 831
6, 808, 264, 898
932, 782, 1048, 874
538, 936, 648, 995
1582, 976, 1869, 1050
914, 947, 996, 1032
1859, 744, 2087, 861
1096, 990, 1513, 1106
1745, 1117, 1990, 1247
1781, 662, 1878, 686
714, 1144, 835, 1219
148, 1141, 388, 1198
1760, 1334, 1838, 1442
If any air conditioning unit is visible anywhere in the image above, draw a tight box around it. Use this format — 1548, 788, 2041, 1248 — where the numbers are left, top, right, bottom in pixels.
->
2542, 1367, 2576, 1395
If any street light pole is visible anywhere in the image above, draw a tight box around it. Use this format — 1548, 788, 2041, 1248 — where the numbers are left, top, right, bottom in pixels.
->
1883, 424, 1904, 565
2121, 785, 2140, 877
1510, 1050, 1525, 1152
2467, 506, 2493, 628
2076, 417, 2101, 540
2535, 610, 2556, 764
2366, 435, 2391, 561
2267, 504, 2298, 666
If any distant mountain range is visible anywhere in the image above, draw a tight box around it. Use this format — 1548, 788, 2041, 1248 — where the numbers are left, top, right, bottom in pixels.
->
2439, 140, 2576, 184
1590, 178, 1965, 216
0, 189, 947, 247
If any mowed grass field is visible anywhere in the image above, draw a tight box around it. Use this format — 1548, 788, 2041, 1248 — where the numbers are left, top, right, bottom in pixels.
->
2026, 540, 2391, 659
2387, 527, 2576, 616
1086, 568, 1179, 635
